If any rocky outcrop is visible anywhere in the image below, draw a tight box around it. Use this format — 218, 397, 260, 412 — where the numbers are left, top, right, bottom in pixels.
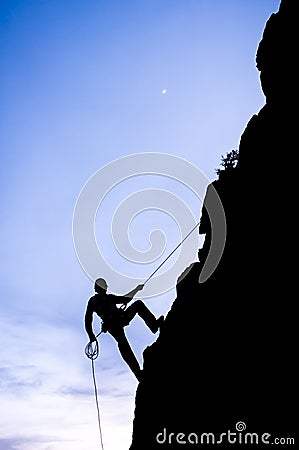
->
130, 1, 297, 448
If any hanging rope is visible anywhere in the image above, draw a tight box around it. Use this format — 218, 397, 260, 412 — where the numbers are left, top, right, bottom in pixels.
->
85, 330, 102, 360
85, 333, 104, 450
143, 219, 201, 285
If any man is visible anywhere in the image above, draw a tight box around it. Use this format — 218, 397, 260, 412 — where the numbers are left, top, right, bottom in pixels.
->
84, 277, 164, 382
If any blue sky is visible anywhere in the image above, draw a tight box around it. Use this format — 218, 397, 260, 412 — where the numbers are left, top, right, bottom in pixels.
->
0, 1, 280, 449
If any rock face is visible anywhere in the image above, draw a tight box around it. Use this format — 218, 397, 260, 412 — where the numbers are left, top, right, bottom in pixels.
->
130, 1, 297, 448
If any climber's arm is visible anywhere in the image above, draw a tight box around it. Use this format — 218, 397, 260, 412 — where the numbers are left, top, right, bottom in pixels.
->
123, 284, 144, 302
108, 284, 144, 306
85, 301, 96, 342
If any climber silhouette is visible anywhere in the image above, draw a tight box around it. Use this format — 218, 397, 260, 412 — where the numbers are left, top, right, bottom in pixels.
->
84, 277, 164, 381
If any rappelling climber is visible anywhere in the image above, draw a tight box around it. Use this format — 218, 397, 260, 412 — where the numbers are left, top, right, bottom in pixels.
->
84, 277, 164, 382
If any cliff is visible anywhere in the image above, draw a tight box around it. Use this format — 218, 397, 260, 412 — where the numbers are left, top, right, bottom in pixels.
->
130, 1, 297, 448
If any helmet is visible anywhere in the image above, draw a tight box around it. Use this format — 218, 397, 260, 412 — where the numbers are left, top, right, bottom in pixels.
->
94, 277, 108, 291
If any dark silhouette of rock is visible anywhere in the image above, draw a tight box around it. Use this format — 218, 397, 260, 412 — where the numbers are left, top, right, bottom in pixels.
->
129, 1, 297, 448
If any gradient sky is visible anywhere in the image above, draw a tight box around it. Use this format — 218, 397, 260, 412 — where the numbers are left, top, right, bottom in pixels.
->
0, 1, 280, 449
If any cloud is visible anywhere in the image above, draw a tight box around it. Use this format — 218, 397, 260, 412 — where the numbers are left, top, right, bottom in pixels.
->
0, 436, 63, 450
0, 313, 137, 450
0, 438, 23, 450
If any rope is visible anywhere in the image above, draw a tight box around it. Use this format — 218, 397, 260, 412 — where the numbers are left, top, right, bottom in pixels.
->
143, 219, 201, 285
85, 331, 102, 360
119, 219, 201, 309
85, 335, 104, 450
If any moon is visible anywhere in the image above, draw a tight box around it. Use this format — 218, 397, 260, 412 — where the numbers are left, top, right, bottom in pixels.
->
162, 88, 167, 95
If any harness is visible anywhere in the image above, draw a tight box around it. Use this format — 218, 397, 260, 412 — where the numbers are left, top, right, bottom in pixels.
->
93, 294, 127, 332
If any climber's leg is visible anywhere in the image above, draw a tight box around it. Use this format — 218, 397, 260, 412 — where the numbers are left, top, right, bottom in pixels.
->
109, 326, 142, 381
124, 300, 163, 333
